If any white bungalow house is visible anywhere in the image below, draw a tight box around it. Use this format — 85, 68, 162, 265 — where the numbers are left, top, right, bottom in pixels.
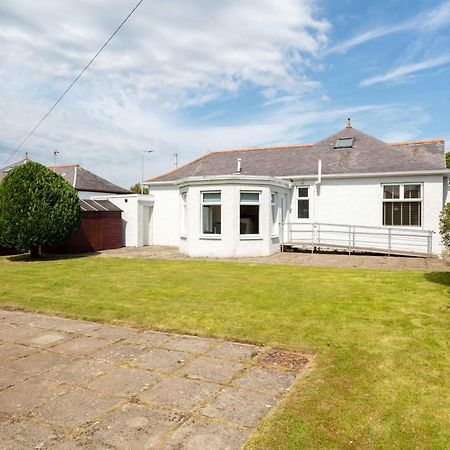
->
144, 121, 449, 258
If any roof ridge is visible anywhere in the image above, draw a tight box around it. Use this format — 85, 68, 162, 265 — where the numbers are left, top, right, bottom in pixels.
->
389, 138, 445, 146
210, 143, 313, 154
47, 163, 79, 168
146, 152, 213, 182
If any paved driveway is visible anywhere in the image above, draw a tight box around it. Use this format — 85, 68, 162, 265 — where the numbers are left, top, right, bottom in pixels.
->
0, 310, 307, 449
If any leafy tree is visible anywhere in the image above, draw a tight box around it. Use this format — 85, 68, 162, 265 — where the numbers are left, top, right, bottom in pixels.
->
130, 183, 148, 194
446, 151, 450, 169
440, 203, 450, 250
0, 161, 81, 258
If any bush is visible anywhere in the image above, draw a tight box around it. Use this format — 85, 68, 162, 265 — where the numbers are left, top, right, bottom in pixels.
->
0, 161, 81, 257
439, 203, 450, 249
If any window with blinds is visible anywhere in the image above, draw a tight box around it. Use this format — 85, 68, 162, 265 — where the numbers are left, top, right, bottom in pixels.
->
382, 184, 422, 226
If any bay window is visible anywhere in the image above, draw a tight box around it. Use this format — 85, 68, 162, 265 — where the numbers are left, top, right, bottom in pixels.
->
202, 192, 221, 234
271, 192, 278, 235
240, 191, 260, 234
382, 184, 422, 226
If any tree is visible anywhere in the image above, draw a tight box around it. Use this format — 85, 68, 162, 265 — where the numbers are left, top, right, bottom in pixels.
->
446, 151, 450, 169
440, 203, 450, 250
130, 183, 148, 194
0, 161, 81, 258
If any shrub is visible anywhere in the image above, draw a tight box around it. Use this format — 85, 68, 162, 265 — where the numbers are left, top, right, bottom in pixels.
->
439, 203, 450, 249
0, 161, 81, 257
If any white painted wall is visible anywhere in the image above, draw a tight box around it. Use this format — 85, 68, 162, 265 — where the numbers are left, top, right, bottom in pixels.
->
287, 174, 446, 254
149, 186, 180, 246
91, 194, 153, 247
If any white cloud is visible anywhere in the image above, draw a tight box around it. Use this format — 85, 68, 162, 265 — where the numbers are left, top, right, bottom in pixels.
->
360, 54, 450, 86
328, 1, 450, 54
0, 0, 333, 185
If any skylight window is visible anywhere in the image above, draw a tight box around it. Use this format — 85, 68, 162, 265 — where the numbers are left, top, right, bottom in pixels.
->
334, 137, 354, 149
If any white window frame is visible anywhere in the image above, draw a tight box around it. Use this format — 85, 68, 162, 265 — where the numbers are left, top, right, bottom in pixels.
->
271, 192, 279, 236
297, 186, 310, 220
239, 190, 261, 238
180, 191, 187, 237
382, 183, 423, 227
201, 191, 222, 238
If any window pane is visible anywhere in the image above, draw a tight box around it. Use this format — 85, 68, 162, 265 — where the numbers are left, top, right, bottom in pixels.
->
298, 187, 308, 198
383, 202, 392, 226
298, 199, 309, 219
404, 184, 421, 199
383, 185, 399, 199
202, 192, 221, 203
334, 137, 354, 148
240, 192, 260, 203
202, 204, 221, 234
240, 205, 259, 234
383, 201, 421, 226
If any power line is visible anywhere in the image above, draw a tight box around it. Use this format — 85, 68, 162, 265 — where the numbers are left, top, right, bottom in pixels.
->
2, 0, 145, 166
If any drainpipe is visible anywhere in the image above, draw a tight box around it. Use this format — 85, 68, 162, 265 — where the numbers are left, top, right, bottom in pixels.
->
313, 159, 322, 224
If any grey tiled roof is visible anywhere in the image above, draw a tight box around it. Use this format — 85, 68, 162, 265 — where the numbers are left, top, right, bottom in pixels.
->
148, 127, 446, 182
0, 160, 130, 194
50, 165, 131, 194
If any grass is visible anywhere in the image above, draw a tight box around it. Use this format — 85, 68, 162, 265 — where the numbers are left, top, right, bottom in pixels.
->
0, 255, 449, 449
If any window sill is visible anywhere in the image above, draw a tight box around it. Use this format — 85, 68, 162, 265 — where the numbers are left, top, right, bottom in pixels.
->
240, 235, 263, 240
200, 234, 222, 240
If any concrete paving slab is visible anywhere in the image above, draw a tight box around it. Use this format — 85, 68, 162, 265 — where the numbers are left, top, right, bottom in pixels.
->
0, 367, 28, 390
132, 348, 192, 373
201, 386, 277, 427
0, 310, 306, 450
50, 335, 111, 356
90, 403, 184, 449
0, 377, 66, 414
162, 417, 252, 450
178, 355, 245, 384
87, 366, 159, 397
0, 342, 39, 361
41, 358, 113, 386
162, 335, 217, 354
86, 324, 139, 341
141, 376, 220, 411
207, 341, 260, 361
233, 366, 296, 393
0, 324, 46, 344
28, 330, 71, 348
123, 329, 172, 347
7, 350, 73, 376
0, 418, 62, 450
34, 387, 120, 427
92, 342, 147, 363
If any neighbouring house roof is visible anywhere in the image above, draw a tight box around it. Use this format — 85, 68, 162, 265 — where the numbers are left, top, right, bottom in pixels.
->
79, 199, 122, 212
0, 159, 130, 195
148, 126, 446, 183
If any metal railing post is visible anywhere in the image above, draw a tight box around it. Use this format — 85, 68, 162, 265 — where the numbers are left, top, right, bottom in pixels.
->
348, 225, 351, 255
388, 228, 391, 257
427, 231, 433, 256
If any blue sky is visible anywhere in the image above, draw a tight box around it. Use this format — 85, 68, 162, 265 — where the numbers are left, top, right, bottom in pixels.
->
0, 0, 449, 187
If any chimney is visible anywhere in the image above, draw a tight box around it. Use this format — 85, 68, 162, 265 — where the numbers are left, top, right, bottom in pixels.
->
236, 158, 242, 174
24, 152, 29, 160
346, 117, 352, 128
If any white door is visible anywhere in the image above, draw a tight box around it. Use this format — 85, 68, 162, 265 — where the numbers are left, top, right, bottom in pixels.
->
142, 206, 153, 246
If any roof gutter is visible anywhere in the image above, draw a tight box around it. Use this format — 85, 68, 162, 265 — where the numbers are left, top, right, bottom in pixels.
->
283, 168, 450, 180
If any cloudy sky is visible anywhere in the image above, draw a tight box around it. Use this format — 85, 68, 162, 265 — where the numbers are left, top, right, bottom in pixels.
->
1, 0, 449, 188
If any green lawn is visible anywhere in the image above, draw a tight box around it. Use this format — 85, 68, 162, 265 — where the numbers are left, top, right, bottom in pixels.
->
0, 256, 449, 449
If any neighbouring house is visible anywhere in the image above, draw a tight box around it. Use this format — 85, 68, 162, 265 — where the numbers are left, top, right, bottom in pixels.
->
0, 158, 143, 252
145, 121, 449, 257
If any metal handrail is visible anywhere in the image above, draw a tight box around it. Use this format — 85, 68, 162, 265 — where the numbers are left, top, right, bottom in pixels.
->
283, 222, 434, 256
